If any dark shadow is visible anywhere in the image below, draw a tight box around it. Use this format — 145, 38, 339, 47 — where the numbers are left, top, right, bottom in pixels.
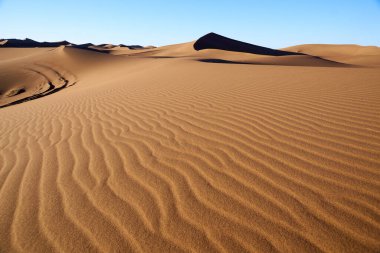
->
120, 44, 144, 49
199, 59, 251, 64
194, 33, 303, 56
197, 58, 354, 68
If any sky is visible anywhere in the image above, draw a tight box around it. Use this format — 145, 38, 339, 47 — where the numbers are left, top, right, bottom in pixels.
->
1, 0, 380, 48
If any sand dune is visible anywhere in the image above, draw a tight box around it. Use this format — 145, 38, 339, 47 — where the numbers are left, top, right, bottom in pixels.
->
122, 34, 349, 67
285, 44, 380, 66
0, 34, 380, 252
0, 38, 71, 48
0, 38, 150, 56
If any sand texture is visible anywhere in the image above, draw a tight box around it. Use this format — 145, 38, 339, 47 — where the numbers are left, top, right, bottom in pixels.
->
1, 34, 380, 252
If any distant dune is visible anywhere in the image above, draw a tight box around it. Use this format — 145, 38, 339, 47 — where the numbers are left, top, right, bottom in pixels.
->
0, 34, 380, 253
0, 38, 151, 54
0, 38, 71, 48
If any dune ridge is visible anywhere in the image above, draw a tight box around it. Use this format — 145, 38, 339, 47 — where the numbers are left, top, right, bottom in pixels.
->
0, 34, 380, 252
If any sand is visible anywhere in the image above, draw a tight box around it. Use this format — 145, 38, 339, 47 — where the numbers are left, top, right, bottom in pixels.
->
0, 34, 380, 253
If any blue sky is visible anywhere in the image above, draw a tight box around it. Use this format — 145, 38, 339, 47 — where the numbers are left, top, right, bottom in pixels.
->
1, 0, 380, 48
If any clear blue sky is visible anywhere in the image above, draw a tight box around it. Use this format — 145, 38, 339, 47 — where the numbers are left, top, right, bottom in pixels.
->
1, 0, 380, 48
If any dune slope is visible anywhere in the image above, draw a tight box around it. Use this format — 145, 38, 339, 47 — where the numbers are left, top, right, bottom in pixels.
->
0, 36, 380, 253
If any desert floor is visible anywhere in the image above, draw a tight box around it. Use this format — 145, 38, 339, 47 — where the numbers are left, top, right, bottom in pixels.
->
1, 34, 380, 252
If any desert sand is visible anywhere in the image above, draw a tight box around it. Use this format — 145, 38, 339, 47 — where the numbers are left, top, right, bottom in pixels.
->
0, 33, 380, 252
